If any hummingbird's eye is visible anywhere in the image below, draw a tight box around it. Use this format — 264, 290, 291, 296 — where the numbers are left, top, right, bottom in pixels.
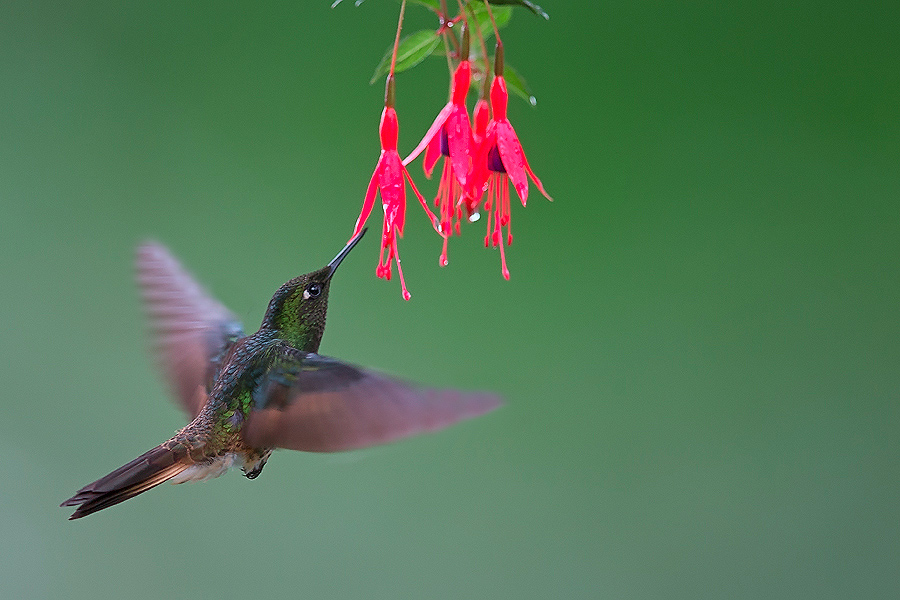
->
303, 283, 322, 300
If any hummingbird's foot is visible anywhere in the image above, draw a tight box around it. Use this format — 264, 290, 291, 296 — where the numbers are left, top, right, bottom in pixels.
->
241, 452, 270, 479
243, 465, 265, 479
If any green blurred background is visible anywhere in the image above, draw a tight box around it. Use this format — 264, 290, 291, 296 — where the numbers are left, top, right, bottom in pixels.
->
2, 1, 898, 598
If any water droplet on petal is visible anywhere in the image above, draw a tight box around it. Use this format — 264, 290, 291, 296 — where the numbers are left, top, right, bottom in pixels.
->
468, 212, 481, 223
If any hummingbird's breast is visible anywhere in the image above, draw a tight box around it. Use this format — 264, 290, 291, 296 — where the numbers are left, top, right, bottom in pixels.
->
188, 333, 280, 456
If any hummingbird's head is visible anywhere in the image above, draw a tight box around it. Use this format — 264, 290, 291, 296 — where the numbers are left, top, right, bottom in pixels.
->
261, 229, 366, 352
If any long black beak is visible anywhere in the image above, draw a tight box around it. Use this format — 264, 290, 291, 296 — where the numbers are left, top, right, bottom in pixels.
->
327, 228, 367, 280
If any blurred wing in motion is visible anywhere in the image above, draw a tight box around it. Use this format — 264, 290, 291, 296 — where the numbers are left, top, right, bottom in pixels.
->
243, 350, 502, 452
136, 242, 244, 418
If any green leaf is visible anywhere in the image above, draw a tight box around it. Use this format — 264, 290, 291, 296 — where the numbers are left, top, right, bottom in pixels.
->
406, 0, 441, 11
503, 64, 537, 106
370, 30, 442, 84
471, 5, 513, 42
487, 0, 549, 20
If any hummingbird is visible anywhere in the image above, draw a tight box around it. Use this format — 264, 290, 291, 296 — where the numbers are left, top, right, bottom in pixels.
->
62, 229, 501, 520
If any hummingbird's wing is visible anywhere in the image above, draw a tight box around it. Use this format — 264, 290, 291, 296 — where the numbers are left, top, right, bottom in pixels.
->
136, 242, 245, 418
243, 350, 502, 452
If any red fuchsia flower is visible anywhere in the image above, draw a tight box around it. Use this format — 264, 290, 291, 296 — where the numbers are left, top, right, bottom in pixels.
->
478, 73, 552, 280
403, 59, 475, 267
352, 78, 438, 300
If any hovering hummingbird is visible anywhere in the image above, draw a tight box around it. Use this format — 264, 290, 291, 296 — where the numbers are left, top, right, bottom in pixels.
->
62, 229, 501, 519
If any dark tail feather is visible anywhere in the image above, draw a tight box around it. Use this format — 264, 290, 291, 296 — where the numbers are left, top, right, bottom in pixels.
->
62, 442, 192, 520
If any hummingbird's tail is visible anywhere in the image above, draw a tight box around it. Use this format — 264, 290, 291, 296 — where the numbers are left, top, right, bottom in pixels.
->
61, 440, 194, 520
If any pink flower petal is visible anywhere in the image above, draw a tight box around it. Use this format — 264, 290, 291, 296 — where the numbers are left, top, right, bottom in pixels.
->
353, 157, 383, 237
495, 121, 529, 206
423, 132, 442, 178
378, 152, 405, 211
378, 151, 406, 235
445, 106, 473, 189
403, 103, 453, 167
524, 159, 552, 202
